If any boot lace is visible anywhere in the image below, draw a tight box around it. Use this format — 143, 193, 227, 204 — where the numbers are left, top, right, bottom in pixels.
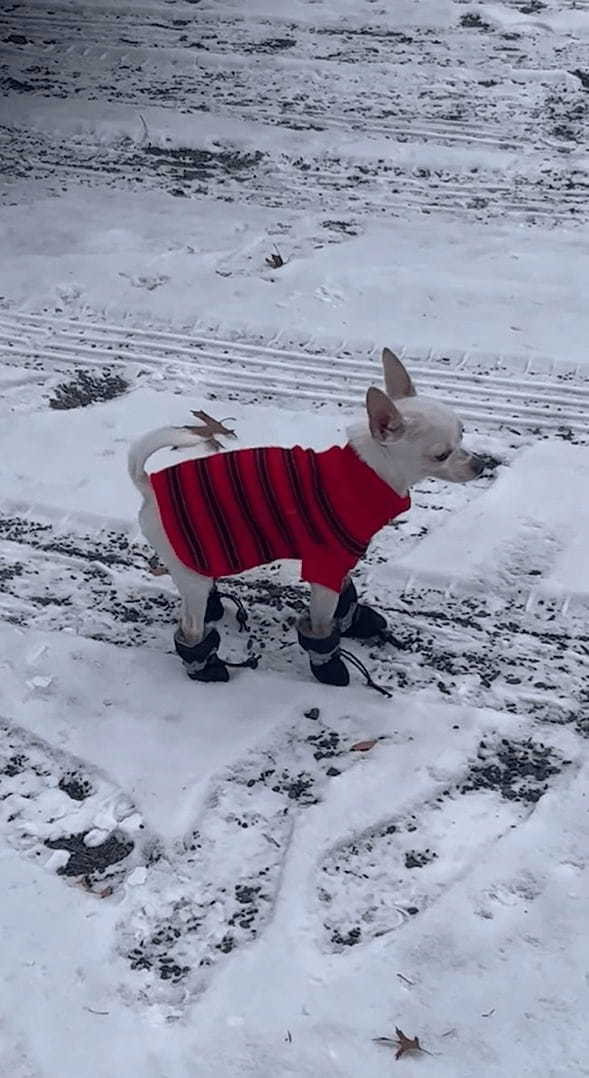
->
338, 648, 392, 698
217, 590, 250, 631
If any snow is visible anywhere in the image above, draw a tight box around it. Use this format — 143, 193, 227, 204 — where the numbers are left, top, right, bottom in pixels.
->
1, 188, 588, 363
397, 440, 589, 598
1, 0, 588, 1074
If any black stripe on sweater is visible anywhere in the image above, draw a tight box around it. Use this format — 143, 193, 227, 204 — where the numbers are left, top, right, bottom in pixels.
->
195, 457, 241, 573
283, 449, 324, 545
225, 451, 274, 565
308, 453, 366, 558
254, 447, 297, 550
168, 466, 209, 573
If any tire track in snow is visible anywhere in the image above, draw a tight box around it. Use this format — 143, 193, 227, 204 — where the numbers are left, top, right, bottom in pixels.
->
1, 124, 586, 225
2, 0, 587, 224
1, 312, 588, 435
1, 4, 586, 152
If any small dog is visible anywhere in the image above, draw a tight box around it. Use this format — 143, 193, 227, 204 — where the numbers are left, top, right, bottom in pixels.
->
129, 349, 484, 688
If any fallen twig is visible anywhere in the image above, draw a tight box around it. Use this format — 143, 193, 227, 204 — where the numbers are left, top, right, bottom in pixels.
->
138, 113, 150, 145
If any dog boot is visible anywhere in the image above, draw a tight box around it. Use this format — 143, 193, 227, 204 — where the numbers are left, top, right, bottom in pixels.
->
335, 579, 387, 639
297, 618, 349, 687
174, 626, 229, 683
205, 586, 224, 623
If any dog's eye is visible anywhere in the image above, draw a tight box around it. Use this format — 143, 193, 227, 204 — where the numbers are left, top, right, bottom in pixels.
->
434, 450, 451, 462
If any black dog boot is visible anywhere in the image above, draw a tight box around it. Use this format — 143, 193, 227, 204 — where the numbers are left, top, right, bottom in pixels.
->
297, 618, 349, 687
335, 579, 387, 639
205, 586, 224, 623
174, 626, 229, 683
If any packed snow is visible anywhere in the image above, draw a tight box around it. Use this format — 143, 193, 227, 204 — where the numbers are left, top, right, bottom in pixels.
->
0, 0, 588, 1075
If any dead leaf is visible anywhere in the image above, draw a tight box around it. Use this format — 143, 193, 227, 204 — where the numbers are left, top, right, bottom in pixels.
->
98, 885, 113, 899
177, 410, 238, 453
190, 410, 237, 439
394, 1028, 423, 1060
350, 739, 378, 753
481, 1008, 495, 1018
375, 1028, 429, 1061
265, 250, 284, 269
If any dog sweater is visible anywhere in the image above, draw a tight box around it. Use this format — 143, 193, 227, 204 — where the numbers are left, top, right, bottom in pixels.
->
150, 443, 410, 593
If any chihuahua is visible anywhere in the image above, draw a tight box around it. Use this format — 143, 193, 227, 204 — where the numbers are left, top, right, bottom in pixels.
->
129, 350, 483, 688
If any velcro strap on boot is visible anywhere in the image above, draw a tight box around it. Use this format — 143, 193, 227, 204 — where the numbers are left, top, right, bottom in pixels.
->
297, 617, 341, 667
174, 626, 221, 670
334, 579, 358, 633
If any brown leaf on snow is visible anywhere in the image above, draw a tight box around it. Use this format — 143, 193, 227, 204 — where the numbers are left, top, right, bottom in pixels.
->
393, 1028, 423, 1060
374, 1028, 427, 1061
350, 739, 378, 753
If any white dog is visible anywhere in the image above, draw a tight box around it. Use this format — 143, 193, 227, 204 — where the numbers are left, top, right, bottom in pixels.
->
129, 350, 483, 688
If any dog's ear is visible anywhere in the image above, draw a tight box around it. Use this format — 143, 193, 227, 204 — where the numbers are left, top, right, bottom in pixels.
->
382, 348, 416, 400
366, 386, 405, 442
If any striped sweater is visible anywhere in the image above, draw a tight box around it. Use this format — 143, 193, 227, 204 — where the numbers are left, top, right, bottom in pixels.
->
150, 443, 410, 593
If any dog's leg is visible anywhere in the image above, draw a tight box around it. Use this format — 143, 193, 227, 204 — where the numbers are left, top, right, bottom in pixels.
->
298, 584, 349, 687
139, 497, 228, 680
309, 584, 340, 636
139, 498, 210, 639
169, 565, 211, 643
165, 564, 229, 682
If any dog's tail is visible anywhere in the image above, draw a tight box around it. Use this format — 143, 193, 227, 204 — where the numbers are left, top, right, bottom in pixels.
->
128, 426, 208, 496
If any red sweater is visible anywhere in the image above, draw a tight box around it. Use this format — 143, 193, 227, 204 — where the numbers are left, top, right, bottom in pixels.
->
150, 443, 410, 593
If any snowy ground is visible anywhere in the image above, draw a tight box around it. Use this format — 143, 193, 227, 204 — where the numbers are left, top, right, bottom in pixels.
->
0, 0, 588, 1075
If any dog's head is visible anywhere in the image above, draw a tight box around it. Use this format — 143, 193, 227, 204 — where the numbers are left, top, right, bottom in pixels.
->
359, 348, 484, 490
